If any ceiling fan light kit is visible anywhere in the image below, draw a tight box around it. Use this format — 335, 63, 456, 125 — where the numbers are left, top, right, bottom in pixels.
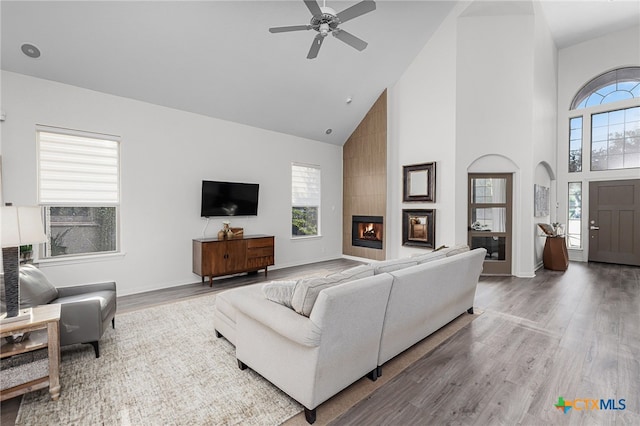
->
269, 0, 376, 59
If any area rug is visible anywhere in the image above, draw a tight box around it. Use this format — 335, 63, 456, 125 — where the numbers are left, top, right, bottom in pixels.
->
15, 292, 481, 426
15, 293, 302, 425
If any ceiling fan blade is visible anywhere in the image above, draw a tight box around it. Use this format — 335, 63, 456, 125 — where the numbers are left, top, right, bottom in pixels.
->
336, 0, 376, 24
333, 29, 368, 51
307, 34, 325, 59
303, 0, 322, 17
269, 25, 311, 33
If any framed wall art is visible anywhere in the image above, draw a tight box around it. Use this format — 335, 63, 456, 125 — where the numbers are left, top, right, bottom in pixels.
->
403, 162, 435, 202
402, 209, 435, 248
534, 184, 549, 217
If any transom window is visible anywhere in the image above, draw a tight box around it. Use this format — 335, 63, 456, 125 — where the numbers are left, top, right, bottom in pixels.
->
571, 67, 640, 110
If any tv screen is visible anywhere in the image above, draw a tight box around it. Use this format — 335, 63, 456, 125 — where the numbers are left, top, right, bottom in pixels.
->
201, 180, 259, 217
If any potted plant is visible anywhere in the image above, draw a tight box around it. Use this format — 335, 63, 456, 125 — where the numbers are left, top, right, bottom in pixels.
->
19, 244, 33, 263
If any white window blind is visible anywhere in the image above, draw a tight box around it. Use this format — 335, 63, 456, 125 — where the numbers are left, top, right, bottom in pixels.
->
292, 163, 321, 207
38, 129, 120, 204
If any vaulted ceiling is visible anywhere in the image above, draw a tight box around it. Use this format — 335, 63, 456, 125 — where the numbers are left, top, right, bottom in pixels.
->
1, 1, 638, 145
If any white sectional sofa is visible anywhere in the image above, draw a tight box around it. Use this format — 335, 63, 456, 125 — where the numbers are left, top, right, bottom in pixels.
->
213, 247, 486, 424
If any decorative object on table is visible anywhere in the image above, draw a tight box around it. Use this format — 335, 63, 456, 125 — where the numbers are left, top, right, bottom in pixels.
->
1, 205, 47, 324
537, 223, 557, 236
534, 184, 550, 217
19, 245, 34, 264
402, 209, 435, 248
230, 227, 244, 238
403, 162, 436, 202
217, 221, 232, 239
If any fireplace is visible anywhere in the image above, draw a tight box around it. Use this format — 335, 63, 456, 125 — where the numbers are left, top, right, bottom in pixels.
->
352, 216, 383, 250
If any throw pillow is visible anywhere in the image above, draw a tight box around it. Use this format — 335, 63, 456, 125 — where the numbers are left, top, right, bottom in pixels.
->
413, 251, 447, 265
19, 264, 59, 307
371, 258, 418, 275
327, 264, 374, 282
445, 244, 470, 257
262, 280, 297, 309
291, 276, 342, 317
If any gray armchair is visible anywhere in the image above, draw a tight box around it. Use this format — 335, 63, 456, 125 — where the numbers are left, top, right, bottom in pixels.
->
19, 264, 116, 358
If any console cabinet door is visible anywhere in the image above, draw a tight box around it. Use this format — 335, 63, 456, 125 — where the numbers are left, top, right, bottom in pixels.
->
225, 239, 247, 273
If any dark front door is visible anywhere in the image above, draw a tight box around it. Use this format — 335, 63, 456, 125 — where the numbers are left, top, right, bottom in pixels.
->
588, 179, 640, 266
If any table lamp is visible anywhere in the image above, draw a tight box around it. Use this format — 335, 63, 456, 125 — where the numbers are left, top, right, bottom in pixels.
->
1, 206, 48, 323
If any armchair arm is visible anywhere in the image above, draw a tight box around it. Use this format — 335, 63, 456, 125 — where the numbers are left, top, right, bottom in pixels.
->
233, 293, 321, 348
59, 299, 103, 345
56, 281, 116, 298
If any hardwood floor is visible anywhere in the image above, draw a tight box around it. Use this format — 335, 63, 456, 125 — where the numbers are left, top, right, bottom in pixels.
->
2, 259, 638, 425
331, 261, 640, 425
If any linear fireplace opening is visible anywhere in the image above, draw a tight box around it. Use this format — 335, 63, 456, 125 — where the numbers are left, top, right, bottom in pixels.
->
352, 215, 383, 250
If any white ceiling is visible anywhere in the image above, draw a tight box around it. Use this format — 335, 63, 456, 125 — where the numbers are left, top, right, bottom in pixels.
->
1, 1, 638, 146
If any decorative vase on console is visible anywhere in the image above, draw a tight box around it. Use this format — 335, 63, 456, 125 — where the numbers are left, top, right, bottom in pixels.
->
219, 221, 232, 239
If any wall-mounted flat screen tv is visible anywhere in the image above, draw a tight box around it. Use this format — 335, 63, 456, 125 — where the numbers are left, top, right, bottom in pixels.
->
201, 180, 259, 217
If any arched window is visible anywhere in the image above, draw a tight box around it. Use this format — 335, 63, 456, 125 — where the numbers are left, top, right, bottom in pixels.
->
571, 67, 640, 110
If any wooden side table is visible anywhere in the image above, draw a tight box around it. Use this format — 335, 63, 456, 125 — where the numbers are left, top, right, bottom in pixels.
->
1, 304, 61, 401
543, 236, 569, 271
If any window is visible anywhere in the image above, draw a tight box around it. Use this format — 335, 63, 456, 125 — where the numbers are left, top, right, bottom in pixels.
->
569, 117, 583, 172
591, 106, 640, 170
567, 182, 582, 249
571, 67, 640, 110
38, 128, 120, 258
291, 163, 320, 237
568, 67, 640, 173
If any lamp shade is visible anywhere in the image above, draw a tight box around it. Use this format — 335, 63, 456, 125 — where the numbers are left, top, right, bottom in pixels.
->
1, 206, 47, 248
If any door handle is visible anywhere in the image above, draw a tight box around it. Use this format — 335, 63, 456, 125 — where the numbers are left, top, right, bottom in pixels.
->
590, 226, 599, 230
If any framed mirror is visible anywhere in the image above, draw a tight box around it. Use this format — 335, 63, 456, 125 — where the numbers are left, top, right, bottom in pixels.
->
403, 162, 435, 202
402, 209, 435, 248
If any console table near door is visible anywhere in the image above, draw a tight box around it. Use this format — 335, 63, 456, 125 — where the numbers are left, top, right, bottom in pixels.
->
193, 235, 275, 286
543, 236, 569, 271
1, 304, 61, 401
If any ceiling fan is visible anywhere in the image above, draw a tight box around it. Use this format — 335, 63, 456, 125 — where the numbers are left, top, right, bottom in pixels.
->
269, 0, 376, 59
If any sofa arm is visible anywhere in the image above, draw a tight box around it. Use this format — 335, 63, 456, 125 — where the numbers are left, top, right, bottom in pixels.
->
233, 294, 321, 348
56, 281, 116, 298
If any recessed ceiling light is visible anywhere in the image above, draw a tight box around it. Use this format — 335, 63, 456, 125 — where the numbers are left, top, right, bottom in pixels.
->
325, 128, 332, 134
21, 43, 41, 59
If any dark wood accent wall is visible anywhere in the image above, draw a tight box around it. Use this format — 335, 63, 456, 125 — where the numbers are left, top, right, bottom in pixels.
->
343, 90, 387, 260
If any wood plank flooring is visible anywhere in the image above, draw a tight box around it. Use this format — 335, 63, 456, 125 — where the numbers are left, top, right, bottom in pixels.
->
2, 259, 638, 425
331, 261, 640, 425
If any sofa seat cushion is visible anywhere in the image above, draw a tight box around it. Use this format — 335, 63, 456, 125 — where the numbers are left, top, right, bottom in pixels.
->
216, 284, 263, 323
19, 264, 59, 307
51, 290, 116, 321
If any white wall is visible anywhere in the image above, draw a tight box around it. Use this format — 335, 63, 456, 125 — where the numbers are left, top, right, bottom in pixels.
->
556, 25, 640, 262
389, 1, 557, 277
0, 71, 343, 295
387, 2, 467, 260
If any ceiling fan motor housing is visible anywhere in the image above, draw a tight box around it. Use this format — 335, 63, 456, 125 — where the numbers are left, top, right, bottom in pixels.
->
310, 7, 339, 34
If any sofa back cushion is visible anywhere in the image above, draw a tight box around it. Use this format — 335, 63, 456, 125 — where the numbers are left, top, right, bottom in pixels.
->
19, 264, 59, 307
